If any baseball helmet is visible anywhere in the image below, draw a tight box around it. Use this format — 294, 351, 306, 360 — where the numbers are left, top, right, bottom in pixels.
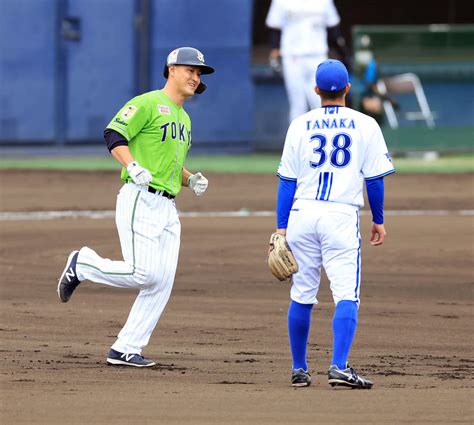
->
163, 47, 215, 94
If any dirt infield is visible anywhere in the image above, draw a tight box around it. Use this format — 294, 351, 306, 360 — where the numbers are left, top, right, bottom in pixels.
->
1, 170, 473, 424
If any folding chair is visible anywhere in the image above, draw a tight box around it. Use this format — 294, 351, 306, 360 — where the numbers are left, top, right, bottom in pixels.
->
376, 72, 436, 129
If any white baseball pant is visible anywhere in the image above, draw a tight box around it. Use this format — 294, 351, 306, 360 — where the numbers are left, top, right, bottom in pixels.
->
75, 183, 181, 354
286, 199, 361, 306
282, 54, 327, 122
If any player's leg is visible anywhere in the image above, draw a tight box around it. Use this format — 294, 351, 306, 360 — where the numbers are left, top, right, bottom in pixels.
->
320, 208, 360, 366
57, 184, 142, 302
287, 205, 323, 306
288, 301, 313, 375
331, 300, 358, 369
281, 55, 310, 122
321, 209, 372, 388
110, 216, 180, 356
304, 55, 326, 111
286, 205, 322, 386
74, 184, 164, 289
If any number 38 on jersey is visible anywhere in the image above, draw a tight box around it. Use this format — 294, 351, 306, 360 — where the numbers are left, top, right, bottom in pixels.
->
310, 132, 352, 169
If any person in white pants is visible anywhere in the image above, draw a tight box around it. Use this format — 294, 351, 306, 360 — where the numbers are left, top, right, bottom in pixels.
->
274, 59, 395, 388
57, 47, 214, 367
266, 0, 350, 122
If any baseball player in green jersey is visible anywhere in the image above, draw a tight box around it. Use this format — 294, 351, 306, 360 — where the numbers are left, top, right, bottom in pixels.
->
57, 47, 214, 367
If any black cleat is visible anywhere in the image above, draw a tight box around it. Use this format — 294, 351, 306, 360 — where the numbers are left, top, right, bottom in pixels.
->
328, 365, 373, 389
106, 349, 156, 367
57, 251, 81, 302
291, 368, 312, 387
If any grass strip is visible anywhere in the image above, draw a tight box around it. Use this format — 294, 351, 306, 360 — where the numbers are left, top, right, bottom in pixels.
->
0, 154, 472, 173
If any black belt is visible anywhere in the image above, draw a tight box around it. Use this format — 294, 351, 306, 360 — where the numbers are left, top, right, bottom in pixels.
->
147, 186, 175, 199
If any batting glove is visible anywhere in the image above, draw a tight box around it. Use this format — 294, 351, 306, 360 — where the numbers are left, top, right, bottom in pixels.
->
127, 161, 152, 186
269, 56, 282, 74
188, 172, 208, 196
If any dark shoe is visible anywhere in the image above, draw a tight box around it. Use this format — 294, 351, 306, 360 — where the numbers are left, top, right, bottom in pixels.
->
106, 348, 156, 367
57, 251, 81, 302
328, 365, 373, 389
291, 368, 311, 387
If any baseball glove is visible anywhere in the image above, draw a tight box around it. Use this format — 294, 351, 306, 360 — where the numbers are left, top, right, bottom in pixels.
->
267, 233, 298, 281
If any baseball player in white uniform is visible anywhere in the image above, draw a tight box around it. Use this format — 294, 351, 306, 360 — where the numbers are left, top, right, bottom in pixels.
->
275, 59, 395, 388
266, 0, 349, 122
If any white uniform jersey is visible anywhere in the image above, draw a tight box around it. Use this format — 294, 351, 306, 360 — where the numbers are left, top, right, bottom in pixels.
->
266, 0, 340, 56
277, 106, 395, 208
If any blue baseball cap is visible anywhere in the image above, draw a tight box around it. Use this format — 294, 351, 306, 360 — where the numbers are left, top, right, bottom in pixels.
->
315, 59, 349, 92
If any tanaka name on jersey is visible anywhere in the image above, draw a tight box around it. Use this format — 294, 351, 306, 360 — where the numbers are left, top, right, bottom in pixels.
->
306, 118, 355, 131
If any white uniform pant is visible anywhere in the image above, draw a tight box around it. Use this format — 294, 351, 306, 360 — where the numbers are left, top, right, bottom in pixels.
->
286, 199, 361, 306
282, 54, 327, 122
75, 183, 181, 354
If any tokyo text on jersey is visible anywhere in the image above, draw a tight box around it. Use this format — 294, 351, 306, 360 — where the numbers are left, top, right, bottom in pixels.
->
107, 90, 192, 196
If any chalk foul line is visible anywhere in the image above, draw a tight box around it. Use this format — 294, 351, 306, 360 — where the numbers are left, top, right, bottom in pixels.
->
0, 209, 473, 221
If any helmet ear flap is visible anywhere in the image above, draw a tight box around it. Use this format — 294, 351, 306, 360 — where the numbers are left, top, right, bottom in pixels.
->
195, 82, 206, 94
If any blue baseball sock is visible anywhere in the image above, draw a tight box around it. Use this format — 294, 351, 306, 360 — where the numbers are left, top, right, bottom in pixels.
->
331, 300, 358, 370
288, 300, 313, 371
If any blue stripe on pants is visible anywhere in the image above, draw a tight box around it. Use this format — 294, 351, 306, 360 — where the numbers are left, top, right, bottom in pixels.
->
354, 210, 361, 300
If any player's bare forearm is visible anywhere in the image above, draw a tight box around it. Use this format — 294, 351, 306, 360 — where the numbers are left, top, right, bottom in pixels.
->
370, 223, 386, 246
111, 145, 135, 168
182, 167, 192, 186
270, 48, 281, 59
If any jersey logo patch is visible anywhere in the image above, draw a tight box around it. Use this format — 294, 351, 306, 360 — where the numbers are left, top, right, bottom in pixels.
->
121, 105, 137, 120
158, 105, 170, 115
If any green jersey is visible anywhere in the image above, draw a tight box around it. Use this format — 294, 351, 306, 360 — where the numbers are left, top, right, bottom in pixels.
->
106, 90, 192, 196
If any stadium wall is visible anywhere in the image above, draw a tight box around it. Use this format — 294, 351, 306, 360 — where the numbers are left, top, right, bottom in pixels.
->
1, 6, 472, 154
0, 0, 254, 152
